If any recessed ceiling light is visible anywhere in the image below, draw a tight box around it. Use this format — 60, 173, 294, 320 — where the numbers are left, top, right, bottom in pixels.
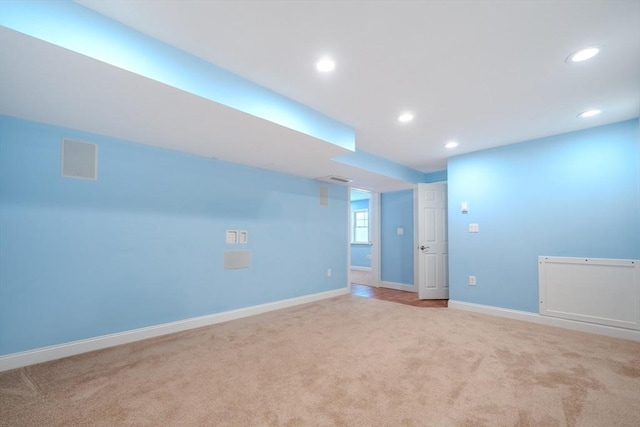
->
315, 57, 336, 73
445, 141, 459, 149
567, 46, 600, 63
398, 112, 414, 123
577, 109, 601, 118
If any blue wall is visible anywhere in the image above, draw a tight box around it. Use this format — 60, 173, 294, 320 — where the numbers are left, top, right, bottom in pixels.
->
350, 199, 371, 268
448, 119, 640, 313
0, 115, 348, 355
380, 190, 414, 285
350, 245, 371, 268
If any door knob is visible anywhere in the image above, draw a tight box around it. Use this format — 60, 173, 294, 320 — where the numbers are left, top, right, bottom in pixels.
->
420, 245, 430, 250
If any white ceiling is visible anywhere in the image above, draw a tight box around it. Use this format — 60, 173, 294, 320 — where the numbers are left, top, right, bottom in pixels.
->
2, 0, 639, 192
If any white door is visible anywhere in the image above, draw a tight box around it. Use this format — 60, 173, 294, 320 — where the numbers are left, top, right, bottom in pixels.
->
417, 183, 449, 299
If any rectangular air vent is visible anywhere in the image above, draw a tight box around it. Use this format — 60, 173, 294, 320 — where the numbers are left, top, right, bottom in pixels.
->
315, 175, 353, 185
61, 138, 98, 180
224, 250, 250, 269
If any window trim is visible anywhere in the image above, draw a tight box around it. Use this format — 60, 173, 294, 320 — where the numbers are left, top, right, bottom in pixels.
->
351, 208, 370, 244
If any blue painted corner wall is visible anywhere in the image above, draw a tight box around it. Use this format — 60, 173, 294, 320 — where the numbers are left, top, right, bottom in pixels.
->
0, 115, 348, 355
3, 112, 636, 356
448, 119, 640, 313
380, 190, 414, 285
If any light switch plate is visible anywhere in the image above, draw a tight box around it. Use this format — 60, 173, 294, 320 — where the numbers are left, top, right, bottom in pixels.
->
226, 230, 238, 244
397, 227, 404, 235
469, 223, 479, 233
238, 231, 248, 244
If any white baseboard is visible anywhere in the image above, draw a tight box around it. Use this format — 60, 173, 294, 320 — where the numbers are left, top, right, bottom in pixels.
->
0, 287, 349, 372
448, 300, 640, 342
380, 281, 416, 293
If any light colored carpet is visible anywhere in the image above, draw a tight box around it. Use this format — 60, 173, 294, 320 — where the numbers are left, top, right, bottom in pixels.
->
1, 295, 639, 426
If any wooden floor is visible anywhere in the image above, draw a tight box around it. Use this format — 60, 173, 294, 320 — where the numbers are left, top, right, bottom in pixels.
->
350, 283, 448, 308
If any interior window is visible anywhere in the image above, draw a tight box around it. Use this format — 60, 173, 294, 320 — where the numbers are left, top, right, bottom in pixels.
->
352, 209, 369, 243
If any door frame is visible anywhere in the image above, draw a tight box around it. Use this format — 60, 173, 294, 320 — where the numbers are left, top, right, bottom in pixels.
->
369, 191, 380, 287
413, 184, 420, 294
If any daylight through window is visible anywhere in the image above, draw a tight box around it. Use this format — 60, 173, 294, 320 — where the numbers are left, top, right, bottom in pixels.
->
352, 209, 369, 243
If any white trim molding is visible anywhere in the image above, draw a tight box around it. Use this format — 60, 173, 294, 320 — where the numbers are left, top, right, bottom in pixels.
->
0, 287, 349, 372
449, 300, 640, 342
350, 266, 371, 272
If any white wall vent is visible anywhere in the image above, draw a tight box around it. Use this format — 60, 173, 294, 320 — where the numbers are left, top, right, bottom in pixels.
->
224, 250, 250, 269
539, 256, 640, 330
61, 138, 98, 180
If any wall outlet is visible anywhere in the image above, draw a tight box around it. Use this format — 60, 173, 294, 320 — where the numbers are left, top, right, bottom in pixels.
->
327, 268, 332, 277
468, 275, 477, 286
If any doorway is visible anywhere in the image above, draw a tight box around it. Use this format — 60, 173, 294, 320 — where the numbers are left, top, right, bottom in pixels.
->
348, 188, 379, 287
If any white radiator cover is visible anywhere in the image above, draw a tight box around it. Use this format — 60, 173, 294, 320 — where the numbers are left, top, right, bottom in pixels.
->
539, 256, 640, 331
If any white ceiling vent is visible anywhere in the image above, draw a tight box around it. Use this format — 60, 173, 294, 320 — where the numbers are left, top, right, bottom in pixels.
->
315, 175, 353, 185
